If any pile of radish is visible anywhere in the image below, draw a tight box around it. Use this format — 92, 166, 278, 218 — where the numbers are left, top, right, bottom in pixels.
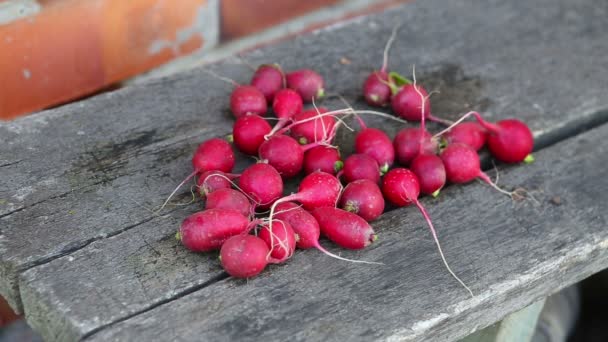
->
166, 31, 534, 296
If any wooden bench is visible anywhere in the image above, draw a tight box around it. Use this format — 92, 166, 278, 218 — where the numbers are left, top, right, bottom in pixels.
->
2, 0, 608, 340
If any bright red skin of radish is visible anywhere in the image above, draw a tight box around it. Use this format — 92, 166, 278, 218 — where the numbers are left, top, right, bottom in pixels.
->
251, 64, 284, 103
220, 235, 270, 278
486, 119, 534, 163
363, 71, 391, 107
196, 171, 232, 198
339, 179, 385, 222
272, 89, 303, 120
355, 128, 395, 171
440, 143, 481, 184
312, 207, 376, 250
258, 135, 304, 178
342, 154, 381, 184
410, 154, 446, 195
274, 202, 320, 249
285, 171, 342, 211
239, 163, 283, 208
179, 209, 249, 252
393, 128, 438, 165
205, 188, 252, 218
382, 168, 420, 206
391, 84, 431, 121
444, 122, 487, 151
232, 115, 272, 155
230, 85, 268, 118
192, 138, 235, 173
290, 108, 335, 144
303, 146, 342, 175
286, 69, 325, 102
259, 220, 297, 262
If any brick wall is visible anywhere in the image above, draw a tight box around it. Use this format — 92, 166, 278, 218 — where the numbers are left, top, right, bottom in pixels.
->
0, 0, 402, 119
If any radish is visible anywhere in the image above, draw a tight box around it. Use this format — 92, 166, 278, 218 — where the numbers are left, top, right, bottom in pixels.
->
484, 119, 534, 163
272, 88, 303, 120
311, 207, 377, 250
303, 146, 342, 175
259, 220, 296, 262
232, 114, 272, 155
230, 85, 268, 118
289, 108, 336, 145
205, 188, 252, 218
258, 135, 305, 178
442, 122, 487, 151
286, 69, 325, 102
341, 153, 381, 184
272, 171, 341, 212
196, 170, 233, 198
192, 138, 235, 174
339, 179, 385, 222
393, 127, 438, 165
434, 111, 534, 163
178, 208, 249, 252
364, 71, 392, 107
382, 168, 473, 296
239, 163, 283, 209
354, 117, 394, 173
439, 143, 517, 197
159, 138, 235, 212
272, 202, 377, 263
410, 154, 446, 197
251, 64, 284, 103
391, 83, 431, 122
220, 235, 275, 278
362, 24, 401, 107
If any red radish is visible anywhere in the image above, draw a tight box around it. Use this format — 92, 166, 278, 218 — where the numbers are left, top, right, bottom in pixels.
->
339, 179, 385, 222
192, 138, 235, 174
410, 154, 446, 196
484, 119, 534, 163
382, 168, 473, 296
230, 85, 268, 118
354, 125, 394, 173
205, 188, 252, 218
442, 122, 487, 151
239, 163, 283, 208
289, 108, 336, 145
232, 115, 272, 155
250, 64, 284, 103
178, 208, 249, 252
196, 170, 233, 198
286, 69, 325, 102
391, 84, 431, 122
435, 111, 534, 163
259, 220, 296, 262
258, 135, 304, 178
440, 143, 488, 184
268, 171, 342, 233
342, 154, 381, 184
272, 88, 303, 120
311, 207, 377, 250
159, 138, 235, 212
303, 146, 342, 175
393, 127, 438, 165
362, 24, 401, 107
364, 71, 392, 107
220, 235, 274, 278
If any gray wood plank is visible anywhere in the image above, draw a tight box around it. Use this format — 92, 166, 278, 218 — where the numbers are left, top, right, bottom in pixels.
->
85, 120, 608, 342
3, 0, 608, 333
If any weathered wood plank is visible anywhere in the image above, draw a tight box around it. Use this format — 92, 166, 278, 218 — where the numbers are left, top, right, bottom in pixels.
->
3, 0, 608, 331
85, 121, 608, 342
